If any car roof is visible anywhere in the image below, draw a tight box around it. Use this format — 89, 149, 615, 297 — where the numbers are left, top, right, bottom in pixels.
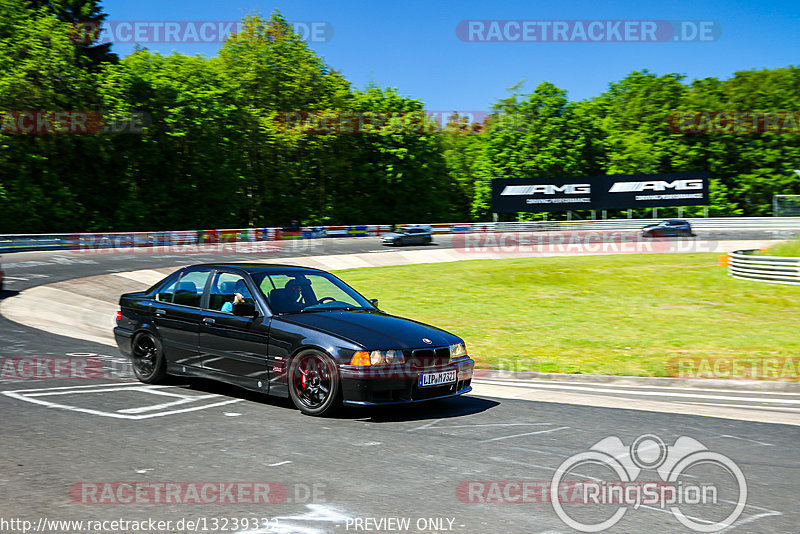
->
187, 263, 326, 274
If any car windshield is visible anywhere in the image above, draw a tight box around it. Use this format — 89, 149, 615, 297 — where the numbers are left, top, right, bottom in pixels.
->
254, 271, 374, 314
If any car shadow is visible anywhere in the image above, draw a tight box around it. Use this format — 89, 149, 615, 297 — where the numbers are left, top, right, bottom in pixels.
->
0, 289, 20, 301
171, 377, 498, 421
169, 376, 295, 409
349, 396, 500, 423
387, 243, 441, 249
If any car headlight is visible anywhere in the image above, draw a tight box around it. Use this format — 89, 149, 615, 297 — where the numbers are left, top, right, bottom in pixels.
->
449, 343, 467, 358
350, 349, 405, 366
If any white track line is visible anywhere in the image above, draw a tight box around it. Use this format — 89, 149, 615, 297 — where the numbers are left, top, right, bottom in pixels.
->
474, 380, 800, 405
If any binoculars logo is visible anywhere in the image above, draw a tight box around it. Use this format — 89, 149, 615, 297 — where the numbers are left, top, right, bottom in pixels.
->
551, 434, 747, 532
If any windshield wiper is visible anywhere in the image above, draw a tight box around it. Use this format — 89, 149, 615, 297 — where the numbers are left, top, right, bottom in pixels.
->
297, 306, 371, 313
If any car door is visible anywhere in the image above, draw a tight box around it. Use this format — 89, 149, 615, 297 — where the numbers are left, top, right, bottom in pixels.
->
152, 269, 211, 369
199, 270, 271, 388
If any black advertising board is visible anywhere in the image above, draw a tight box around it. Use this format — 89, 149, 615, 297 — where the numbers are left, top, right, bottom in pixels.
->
598, 172, 710, 209
491, 173, 710, 212
491, 177, 594, 212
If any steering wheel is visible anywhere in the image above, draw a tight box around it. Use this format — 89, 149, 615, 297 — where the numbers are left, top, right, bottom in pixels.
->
317, 297, 336, 304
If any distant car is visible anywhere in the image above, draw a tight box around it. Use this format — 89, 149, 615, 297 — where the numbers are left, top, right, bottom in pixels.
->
114, 264, 474, 416
641, 219, 694, 237
381, 227, 433, 246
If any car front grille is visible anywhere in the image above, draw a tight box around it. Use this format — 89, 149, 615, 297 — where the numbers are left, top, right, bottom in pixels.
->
405, 347, 450, 369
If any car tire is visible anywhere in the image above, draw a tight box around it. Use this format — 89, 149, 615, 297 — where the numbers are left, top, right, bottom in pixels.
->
131, 332, 167, 384
288, 349, 342, 417
424, 236, 432, 244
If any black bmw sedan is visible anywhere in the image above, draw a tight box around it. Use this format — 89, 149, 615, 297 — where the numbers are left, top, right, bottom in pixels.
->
114, 264, 474, 416
641, 219, 694, 237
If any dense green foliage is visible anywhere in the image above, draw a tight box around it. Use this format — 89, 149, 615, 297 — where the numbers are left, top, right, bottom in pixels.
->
1, 1, 799, 232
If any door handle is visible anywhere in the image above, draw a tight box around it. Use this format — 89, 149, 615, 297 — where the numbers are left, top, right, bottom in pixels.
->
155, 309, 166, 316
202, 317, 216, 325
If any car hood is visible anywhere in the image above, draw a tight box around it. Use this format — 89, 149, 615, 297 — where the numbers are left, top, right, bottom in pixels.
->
381, 232, 402, 238
642, 224, 661, 229
273, 309, 461, 349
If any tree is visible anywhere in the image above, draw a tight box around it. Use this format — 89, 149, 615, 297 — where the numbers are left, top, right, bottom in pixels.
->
471, 82, 603, 219
218, 12, 351, 226
97, 51, 247, 230
0, 2, 104, 232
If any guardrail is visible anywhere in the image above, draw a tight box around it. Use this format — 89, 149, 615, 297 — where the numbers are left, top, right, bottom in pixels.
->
2, 217, 800, 254
728, 249, 800, 285
549, 217, 800, 231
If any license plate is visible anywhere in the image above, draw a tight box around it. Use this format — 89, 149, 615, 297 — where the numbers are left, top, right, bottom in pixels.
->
418, 370, 457, 387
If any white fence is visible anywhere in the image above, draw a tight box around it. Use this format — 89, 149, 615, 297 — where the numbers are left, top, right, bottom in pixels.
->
2, 217, 800, 253
728, 250, 800, 285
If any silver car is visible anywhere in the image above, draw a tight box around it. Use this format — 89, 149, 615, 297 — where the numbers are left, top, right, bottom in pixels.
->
381, 227, 433, 246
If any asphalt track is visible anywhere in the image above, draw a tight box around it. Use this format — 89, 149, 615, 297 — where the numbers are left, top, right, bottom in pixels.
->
1, 230, 799, 533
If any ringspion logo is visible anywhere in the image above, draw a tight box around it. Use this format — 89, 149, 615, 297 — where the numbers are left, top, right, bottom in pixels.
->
551, 434, 747, 532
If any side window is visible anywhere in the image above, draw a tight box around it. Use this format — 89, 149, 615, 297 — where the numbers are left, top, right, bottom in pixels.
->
156, 275, 179, 303
172, 270, 211, 308
261, 274, 292, 293
209, 272, 254, 312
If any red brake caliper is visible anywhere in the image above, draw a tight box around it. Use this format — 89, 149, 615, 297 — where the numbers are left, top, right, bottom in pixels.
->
301, 369, 307, 388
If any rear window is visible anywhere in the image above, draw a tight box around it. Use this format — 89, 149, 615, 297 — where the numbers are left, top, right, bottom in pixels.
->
155, 274, 179, 303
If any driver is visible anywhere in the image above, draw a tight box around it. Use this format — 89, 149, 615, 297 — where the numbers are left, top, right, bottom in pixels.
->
285, 279, 306, 308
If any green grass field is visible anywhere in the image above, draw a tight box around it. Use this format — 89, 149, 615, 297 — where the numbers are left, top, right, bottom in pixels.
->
336, 253, 800, 378
767, 237, 800, 257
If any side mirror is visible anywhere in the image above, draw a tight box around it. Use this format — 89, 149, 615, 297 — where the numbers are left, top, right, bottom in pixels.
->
233, 302, 259, 317
369, 298, 379, 308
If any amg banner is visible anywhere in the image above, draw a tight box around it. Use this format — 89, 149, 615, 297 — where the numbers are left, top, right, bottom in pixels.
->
491, 173, 710, 212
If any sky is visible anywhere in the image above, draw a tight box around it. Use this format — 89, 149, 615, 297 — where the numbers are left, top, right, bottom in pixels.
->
102, 0, 799, 111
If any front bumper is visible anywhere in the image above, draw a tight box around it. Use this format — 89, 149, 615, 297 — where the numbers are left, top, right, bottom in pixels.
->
340, 356, 474, 405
